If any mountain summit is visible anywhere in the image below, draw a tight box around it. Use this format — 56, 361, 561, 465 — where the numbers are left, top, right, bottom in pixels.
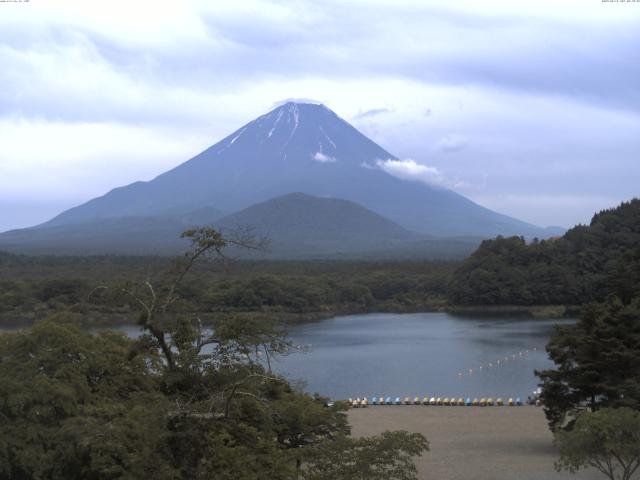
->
8, 101, 557, 254
45, 101, 407, 227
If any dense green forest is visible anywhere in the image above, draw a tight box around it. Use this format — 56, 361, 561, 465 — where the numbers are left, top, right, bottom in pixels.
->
0, 252, 456, 327
449, 199, 640, 306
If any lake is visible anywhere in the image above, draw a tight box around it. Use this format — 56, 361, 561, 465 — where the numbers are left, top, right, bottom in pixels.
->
274, 312, 571, 400
1, 312, 571, 401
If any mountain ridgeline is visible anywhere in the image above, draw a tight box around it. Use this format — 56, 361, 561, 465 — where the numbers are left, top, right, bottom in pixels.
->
448, 199, 640, 306
0, 101, 561, 257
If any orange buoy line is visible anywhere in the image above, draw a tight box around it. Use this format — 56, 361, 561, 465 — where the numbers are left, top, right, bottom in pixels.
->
455, 346, 539, 379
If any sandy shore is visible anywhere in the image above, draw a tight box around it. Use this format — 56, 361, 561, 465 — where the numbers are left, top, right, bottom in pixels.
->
349, 406, 602, 480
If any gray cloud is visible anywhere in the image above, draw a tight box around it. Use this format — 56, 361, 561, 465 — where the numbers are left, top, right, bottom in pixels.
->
354, 108, 393, 119
3, 2, 639, 125
433, 135, 468, 153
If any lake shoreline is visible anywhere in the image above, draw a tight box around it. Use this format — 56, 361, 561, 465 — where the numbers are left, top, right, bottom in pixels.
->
0, 303, 576, 329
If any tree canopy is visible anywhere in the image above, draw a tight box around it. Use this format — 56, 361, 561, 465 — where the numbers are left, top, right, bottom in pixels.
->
449, 199, 640, 306
554, 408, 640, 480
536, 297, 640, 429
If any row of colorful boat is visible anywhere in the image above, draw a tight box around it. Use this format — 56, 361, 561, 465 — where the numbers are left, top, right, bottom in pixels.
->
348, 396, 537, 407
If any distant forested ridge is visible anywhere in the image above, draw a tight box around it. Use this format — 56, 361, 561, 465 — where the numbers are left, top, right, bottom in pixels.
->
0, 255, 455, 326
448, 199, 640, 306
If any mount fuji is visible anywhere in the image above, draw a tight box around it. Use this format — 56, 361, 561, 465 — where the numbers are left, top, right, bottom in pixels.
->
0, 101, 560, 257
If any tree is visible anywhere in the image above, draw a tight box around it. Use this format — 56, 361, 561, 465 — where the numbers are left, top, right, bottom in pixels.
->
302, 431, 429, 480
554, 408, 640, 480
0, 314, 176, 480
536, 297, 640, 429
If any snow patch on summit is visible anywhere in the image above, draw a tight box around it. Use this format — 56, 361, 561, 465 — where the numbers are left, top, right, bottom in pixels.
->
228, 127, 247, 146
319, 126, 336, 149
268, 109, 284, 138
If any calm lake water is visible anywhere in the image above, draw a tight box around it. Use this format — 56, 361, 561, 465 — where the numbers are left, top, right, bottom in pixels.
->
274, 312, 571, 400
1, 312, 571, 400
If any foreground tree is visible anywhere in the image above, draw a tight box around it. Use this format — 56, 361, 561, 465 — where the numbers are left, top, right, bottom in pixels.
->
0, 315, 176, 480
302, 431, 429, 480
554, 408, 640, 480
536, 297, 640, 428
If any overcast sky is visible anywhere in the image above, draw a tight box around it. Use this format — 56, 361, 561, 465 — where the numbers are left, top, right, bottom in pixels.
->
1, 0, 639, 232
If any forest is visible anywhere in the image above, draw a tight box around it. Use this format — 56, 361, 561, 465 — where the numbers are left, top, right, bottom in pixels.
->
2, 200, 639, 332
448, 199, 640, 306
0, 253, 455, 327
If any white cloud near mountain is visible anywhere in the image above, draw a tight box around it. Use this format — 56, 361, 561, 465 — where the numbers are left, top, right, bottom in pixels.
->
312, 152, 337, 163
376, 158, 445, 187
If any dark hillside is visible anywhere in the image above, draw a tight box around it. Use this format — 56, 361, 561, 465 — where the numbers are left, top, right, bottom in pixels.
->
448, 199, 640, 305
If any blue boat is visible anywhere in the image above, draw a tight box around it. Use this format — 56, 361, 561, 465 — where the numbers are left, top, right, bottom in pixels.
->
465, 397, 472, 406
515, 397, 523, 406
394, 397, 401, 405
385, 397, 392, 405
371, 397, 378, 405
